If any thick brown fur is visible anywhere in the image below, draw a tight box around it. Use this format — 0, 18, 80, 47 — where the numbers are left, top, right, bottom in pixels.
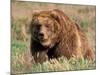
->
29, 9, 95, 63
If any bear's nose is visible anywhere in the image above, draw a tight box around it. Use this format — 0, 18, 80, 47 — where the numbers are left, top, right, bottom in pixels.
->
38, 32, 44, 38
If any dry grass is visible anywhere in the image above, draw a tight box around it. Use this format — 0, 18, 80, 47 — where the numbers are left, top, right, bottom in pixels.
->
11, 1, 96, 74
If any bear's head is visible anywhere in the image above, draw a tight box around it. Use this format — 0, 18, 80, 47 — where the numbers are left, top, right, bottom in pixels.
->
30, 10, 62, 48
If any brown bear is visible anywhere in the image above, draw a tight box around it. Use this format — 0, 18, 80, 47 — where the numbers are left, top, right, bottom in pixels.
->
29, 9, 95, 63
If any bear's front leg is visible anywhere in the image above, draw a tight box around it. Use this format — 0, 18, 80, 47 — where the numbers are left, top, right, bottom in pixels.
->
31, 50, 48, 64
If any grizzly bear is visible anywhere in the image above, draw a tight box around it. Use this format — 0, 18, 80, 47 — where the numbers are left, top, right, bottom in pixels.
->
29, 9, 95, 63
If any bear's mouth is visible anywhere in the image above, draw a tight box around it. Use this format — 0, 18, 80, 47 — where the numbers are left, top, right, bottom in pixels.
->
40, 38, 48, 42
40, 39, 51, 47
39, 39, 49, 45
38, 35, 48, 43
41, 41, 51, 46
33, 34, 51, 47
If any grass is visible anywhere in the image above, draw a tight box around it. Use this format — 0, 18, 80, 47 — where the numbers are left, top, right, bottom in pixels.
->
11, 40, 95, 74
11, 1, 96, 74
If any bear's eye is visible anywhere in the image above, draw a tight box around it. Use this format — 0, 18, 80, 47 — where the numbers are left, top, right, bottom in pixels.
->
33, 24, 41, 30
45, 24, 50, 28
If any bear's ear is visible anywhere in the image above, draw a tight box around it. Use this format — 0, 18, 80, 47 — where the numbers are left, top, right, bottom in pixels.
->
32, 12, 39, 17
32, 12, 39, 20
50, 9, 61, 24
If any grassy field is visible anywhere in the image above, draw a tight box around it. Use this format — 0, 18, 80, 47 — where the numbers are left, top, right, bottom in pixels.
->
11, 1, 96, 74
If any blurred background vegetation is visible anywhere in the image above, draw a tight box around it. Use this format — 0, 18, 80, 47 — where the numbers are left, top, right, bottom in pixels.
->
11, 1, 96, 74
